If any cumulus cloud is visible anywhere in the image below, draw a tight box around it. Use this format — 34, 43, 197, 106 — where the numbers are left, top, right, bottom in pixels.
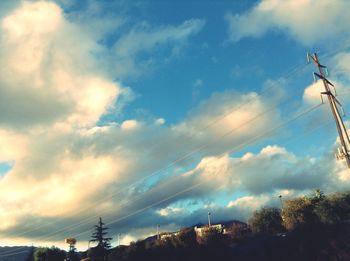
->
173, 90, 280, 155
0, 1, 130, 129
0, 0, 131, 235
1, 0, 349, 249
226, 0, 350, 46
0, 0, 205, 245
109, 143, 347, 242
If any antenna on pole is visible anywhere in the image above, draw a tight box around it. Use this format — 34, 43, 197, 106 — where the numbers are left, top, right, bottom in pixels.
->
157, 224, 160, 240
208, 212, 211, 227
278, 195, 283, 209
307, 52, 350, 168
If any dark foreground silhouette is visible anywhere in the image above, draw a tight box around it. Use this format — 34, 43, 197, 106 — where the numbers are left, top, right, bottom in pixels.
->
103, 223, 350, 261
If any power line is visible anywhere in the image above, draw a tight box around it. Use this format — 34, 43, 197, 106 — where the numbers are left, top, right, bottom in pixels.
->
2, 48, 347, 254
70, 102, 323, 239
5, 47, 346, 244
0, 102, 323, 258
1, 61, 305, 243
2, 64, 307, 244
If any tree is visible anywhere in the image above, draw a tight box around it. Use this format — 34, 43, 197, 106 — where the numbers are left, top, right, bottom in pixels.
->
199, 226, 226, 247
89, 217, 112, 261
332, 192, 350, 219
314, 192, 350, 224
249, 207, 284, 235
34, 246, 65, 261
67, 245, 79, 261
173, 228, 197, 248
91, 217, 112, 249
282, 197, 317, 230
225, 223, 251, 243
310, 189, 326, 205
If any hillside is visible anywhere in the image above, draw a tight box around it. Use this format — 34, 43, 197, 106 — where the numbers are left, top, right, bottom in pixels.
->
0, 247, 33, 261
106, 223, 350, 261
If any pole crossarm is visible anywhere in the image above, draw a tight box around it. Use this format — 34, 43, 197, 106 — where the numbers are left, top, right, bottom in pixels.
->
307, 52, 350, 168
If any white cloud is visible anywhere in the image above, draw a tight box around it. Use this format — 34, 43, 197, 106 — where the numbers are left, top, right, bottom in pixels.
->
113, 19, 205, 76
0, 129, 27, 162
227, 195, 270, 214
115, 19, 205, 57
0, 1, 131, 129
333, 52, 350, 77
226, 0, 350, 46
0, 2, 206, 244
303, 81, 326, 105
157, 207, 184, 217
260, 145, 289, 156
1, 0, 349, 247
0, 0, 132, 234
155, 118, 166, 125
121, 119, 139, 130
173, 91, 280, 156
303, 78, 348, 107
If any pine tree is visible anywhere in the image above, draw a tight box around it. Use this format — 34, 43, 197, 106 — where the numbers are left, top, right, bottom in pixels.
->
90, 217, 112, 250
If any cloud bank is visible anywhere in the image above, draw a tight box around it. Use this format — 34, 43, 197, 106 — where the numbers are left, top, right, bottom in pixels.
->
226, 0, 350, 46
0, 0, 349, 250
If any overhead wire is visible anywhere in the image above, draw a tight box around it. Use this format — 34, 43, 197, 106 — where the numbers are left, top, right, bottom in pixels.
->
1, 48, 347, 256
71, 102, 324, 239
1, 59, 310, 243
5, 46, 345, 244
0, 102, 324, 258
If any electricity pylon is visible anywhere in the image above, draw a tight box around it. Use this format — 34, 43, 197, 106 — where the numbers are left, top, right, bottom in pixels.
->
308, 53, 350, 168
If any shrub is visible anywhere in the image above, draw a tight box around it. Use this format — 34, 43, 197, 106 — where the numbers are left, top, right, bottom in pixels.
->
249, 207, 284, 235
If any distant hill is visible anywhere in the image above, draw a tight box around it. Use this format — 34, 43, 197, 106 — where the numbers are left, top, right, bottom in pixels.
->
144, 219, 246, 243
0, 246, 33, 261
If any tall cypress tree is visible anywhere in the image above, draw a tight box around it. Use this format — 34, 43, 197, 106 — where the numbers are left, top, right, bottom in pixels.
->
91, 217, 112, 249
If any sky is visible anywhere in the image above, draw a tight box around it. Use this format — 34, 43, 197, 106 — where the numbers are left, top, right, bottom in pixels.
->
1, 0, 350, 253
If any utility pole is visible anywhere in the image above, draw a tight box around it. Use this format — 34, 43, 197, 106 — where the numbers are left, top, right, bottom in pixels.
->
157, 224, 160, 240
278, 195, 283, 209
308, 53, 350, 168
207, 212, 211, 227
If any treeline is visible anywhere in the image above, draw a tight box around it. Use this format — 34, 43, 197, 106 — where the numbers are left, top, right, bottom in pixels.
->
28, 190, 350, 261
105, 189, 350, 261
250, 189, 350, 234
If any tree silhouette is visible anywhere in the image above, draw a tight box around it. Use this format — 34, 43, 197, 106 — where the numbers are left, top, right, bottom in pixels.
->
34, 246, 65, 261
249, 207, 284, 235
89, 217, 112, 260
91, 217, 112, 249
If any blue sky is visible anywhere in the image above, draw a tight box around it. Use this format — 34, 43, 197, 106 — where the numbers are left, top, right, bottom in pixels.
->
0, 0, 350, 251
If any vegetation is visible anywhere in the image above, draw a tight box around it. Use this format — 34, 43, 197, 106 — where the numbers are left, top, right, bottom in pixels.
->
103, 190, 350, 261
67, 244, 79, 261
88, 217, 112, 261
249, 207, 284, 235
33, 246, 65, 261
225, 223, 251, 243
282, 189, 350, 230
20, 190, 350, 261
